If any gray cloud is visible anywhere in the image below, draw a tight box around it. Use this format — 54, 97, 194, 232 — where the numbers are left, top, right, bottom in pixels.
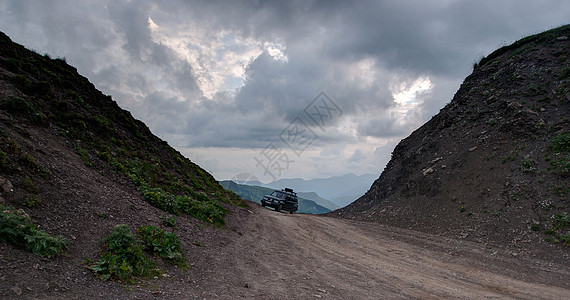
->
1, 0, 569, 179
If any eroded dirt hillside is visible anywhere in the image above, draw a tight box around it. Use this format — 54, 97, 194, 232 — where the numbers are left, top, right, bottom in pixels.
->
336, 25, 570, 256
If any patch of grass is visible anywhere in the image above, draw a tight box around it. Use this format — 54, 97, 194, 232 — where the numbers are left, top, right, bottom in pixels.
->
0, 205, 68, 258
531, 224, 541, 231
75, 146, 93, 167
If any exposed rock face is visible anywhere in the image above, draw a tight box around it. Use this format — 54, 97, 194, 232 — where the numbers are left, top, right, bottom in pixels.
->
336, 25, 570, 249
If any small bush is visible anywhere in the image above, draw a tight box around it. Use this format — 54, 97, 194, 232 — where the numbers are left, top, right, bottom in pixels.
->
4, 58, 22, 72
160, 215, 176, 228
19, 153, 38, 168
21, 177, 37, 192
549, 132, 570, 154
0, 205, 68, 258
560, 231, 570, 247
552, 214, 569, 231
5, 96, 47, 125
23, 196, 41, 208
87, 225, 158, 283
521, 156, 535, 173
137, 225, 186, 266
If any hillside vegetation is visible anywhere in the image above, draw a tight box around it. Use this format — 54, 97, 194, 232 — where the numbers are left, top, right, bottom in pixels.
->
336, 25, 570, 255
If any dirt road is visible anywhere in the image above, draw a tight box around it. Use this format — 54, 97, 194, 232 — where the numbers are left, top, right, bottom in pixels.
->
198, 205, 569, 299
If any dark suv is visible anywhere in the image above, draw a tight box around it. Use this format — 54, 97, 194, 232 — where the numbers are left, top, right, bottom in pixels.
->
261, 188, 298, 214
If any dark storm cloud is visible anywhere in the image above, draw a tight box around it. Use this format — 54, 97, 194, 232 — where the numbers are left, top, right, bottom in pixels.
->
1, 0, 569, 155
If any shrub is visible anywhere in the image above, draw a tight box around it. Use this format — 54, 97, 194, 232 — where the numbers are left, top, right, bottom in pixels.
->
160, 215, 176, 228
137, 225, 186, 266
552, 213, 569, 231
5, 96, 47, 125
561, 231, 570, 247
23, 196, 41, 208
521, 156, 535, 173
139, 184, 227, 226
185, 199, 227, 226
87, 225, 158, 283
3, 58, 21, 72
549, 132, 570, 153
0, 205, 68, 258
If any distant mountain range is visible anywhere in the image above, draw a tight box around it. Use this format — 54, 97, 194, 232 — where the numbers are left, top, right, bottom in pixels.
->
230, 173, 378, 208
219, 181, 332, 214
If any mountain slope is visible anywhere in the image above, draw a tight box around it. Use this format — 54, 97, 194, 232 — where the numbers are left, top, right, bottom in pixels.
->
336, 25, 570, 251
0, 31, 252, 298
296, 191, 338, 211
263, 173, 377, 207
219, 180, 331, 214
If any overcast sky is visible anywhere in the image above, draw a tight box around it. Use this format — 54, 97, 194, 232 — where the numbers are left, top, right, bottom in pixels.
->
1, 1, 568, 182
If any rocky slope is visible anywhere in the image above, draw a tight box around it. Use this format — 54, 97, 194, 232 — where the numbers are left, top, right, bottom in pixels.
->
336, 25, 570, 254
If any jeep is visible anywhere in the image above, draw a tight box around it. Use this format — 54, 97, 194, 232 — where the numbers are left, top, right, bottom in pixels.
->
261, 188, 298, 214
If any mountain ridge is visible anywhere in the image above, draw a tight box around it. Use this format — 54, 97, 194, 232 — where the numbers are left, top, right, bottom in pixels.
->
219, 180, 332, 214
251, 173, 377, 207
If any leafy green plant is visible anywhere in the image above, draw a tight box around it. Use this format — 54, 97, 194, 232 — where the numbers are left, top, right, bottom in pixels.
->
87, 225, 158, 283
521, 156, 535, 173
552, 213, 569, 231
137, 225, 186, 266
546, 132, 570, 175
19, 152, 38, 168
21, 177, 37, 192
23, 196, 41, 208
0, 150, 6, 164
139, 183, 227, 226
160, 215, 176, 228
0, 205, 68, 258
560, 231, 570, 247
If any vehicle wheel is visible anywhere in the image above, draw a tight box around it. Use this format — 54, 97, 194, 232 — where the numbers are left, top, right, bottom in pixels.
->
262, 203, 265, 207
289, 211, 294, 214
276, 204, 282, 212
